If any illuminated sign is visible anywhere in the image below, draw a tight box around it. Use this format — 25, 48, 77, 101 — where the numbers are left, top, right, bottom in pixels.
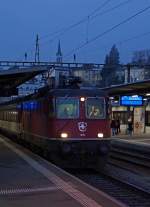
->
120, 96, 143, 106
22, 101, 40, 110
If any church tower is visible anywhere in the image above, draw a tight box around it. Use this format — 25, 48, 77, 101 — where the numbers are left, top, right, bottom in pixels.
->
56, 40, 63, 63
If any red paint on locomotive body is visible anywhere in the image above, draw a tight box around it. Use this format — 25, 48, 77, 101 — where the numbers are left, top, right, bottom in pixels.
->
47, 119, 110, 139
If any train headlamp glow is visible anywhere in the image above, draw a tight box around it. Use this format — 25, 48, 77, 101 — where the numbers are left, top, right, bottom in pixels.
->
97, 133, 104, 138
80, 97, 85, 102
61, 133, 68, 138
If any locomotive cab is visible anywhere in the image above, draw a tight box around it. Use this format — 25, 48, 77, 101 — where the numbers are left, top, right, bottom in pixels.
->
48, 89, 110, 139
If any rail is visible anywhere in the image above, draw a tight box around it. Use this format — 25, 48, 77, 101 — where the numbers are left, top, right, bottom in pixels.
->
102, 139, 150, 193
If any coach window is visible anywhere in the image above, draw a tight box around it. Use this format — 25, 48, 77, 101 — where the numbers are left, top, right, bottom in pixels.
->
56, 97, 79, 119
86, 98, 105, 119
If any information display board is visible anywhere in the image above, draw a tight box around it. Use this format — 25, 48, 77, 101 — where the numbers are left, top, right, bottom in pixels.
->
120, 96, 143, 106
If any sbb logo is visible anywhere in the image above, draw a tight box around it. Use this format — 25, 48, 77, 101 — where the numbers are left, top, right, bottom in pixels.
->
78, 122, 87, 132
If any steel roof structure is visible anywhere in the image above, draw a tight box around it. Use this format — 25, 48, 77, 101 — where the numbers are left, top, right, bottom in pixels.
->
0, 61, 104, 96
0, 66, 48, 96
102, 79, 150, 96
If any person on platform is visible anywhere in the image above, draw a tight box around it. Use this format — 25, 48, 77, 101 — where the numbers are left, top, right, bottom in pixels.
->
116, 117, 121, 134
111, 118, 116, 136
127, 117, 133, 136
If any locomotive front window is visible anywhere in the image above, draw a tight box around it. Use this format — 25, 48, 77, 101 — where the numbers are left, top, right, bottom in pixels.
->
56, 97, 79, 119
86, 98, 105, 119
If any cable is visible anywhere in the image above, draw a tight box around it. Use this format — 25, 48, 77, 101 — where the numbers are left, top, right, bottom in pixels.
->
91, 0, 131, 21
40, 0, 132, 44
88, 0, 111, 17
40, 0, 111, 41
117, 30, 150, 46
74, 30, 150, 58
17, 0, 111, 61
19, 0, 133, 61
64, 5, 150, 59
39, 0, 133, 53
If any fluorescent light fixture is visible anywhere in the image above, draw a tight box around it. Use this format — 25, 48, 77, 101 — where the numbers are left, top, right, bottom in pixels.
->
109, 97, 114, 100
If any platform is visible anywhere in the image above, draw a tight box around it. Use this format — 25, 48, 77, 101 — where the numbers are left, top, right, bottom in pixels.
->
0, 135, 126, 207
112, 134, 150, 144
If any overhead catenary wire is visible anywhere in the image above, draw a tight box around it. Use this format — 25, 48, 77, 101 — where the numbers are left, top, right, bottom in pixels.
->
38, 0, 133, 59
117, 30, 150, 46
90, 0, 131, 21
85, 1, 112, 45
17, 0, 112, 61
40, 0, 132, 45
64, 5, 150, 59
40, 0, 111, 41
18, 0, 133, 61
88, 0, 111, 17
80, 30, 150, 57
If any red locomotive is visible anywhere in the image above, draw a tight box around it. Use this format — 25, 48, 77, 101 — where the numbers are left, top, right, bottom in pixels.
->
0, 85, 111, 168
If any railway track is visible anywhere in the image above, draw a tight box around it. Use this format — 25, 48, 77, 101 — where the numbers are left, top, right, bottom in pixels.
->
108, 139, 150, 171
102, 139, 150, 194
66, 139, 150, 206
67, 169, 150, 207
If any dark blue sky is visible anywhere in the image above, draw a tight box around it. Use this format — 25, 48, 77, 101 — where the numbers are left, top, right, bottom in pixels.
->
0, 0, 150, 63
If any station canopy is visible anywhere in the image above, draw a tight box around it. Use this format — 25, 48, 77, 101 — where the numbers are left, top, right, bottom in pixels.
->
102, 79, 150, 96
0, 66, 48, 96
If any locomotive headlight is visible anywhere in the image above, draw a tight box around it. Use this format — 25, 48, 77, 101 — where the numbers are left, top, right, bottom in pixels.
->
97, 133, 104, 138
61, 133, 68, 138
80, 97, 85, 102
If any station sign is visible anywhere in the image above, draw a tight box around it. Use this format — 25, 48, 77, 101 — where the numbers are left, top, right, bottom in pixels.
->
120, 95, 143, 106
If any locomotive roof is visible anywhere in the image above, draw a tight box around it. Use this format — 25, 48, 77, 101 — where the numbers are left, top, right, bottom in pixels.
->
49, 88, 107, 97
0, 87, 107, 107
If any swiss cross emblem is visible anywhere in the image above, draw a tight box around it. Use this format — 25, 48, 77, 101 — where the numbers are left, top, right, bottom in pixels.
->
78, 122, 87, 132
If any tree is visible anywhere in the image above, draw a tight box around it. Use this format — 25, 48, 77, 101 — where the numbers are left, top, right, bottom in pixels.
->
108, 44, 120, 65
101, 45, 121, 87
